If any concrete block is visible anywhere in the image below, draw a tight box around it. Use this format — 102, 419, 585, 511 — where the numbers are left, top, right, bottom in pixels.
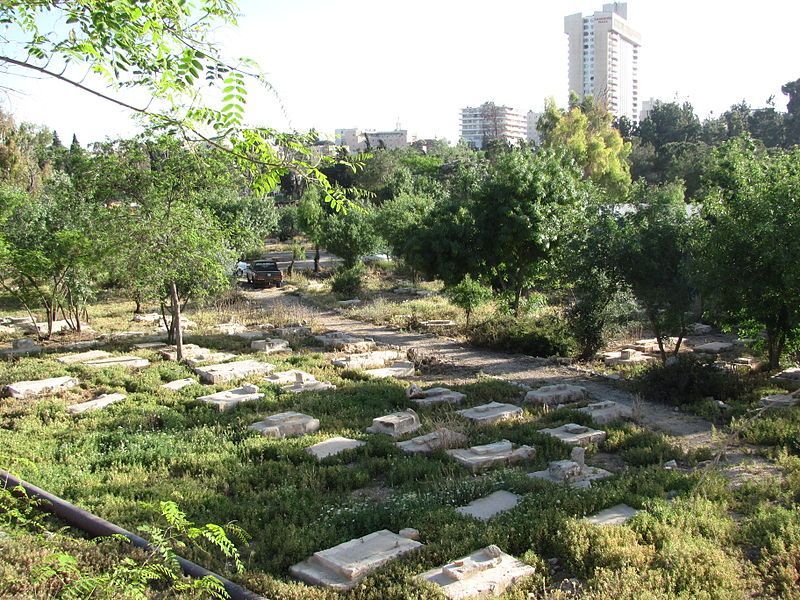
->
525, 384, 587, 406
455, 491, 521, 521
68, 392, 126, 414
306, 436, 366, 460
366, 409, 420, 437
396, 428, 467, 454
584, 504, 639, 526
577, 400, 632, 424
197, 383, 264, 411
250, 338, 290, 353
249, 411, 320, 438
457, 402, 522, 425
4, 376, 78, 399
194, 360, 274, 384
447, 440, 534, 474
417, 545, 535, 599
56, 350, 112, 365
538, 423, 607, 446
364, 361, 415, 379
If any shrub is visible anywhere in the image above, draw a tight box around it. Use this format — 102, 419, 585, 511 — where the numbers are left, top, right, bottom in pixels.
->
468, 313, 576, 357
444, 275, 492, 328
740, 506, 800, 598
331, 265, 364, 297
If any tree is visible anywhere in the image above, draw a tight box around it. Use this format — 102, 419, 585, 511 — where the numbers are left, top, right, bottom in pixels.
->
782, 77, 800, 147
699, 138, 800, 369
373, 192, 434, 279
319, 204, 381, 269
638, 101, 702, 152
296, 187, 328, 273
615, 182, 697, 363
445, 275, 492, 328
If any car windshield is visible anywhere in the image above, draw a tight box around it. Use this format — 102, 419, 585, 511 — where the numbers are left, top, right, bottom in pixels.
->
253, 261, 279, 270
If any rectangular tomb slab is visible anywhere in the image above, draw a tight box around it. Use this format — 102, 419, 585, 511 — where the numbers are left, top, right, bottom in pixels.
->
68, 392, 126, 414
332, 350, 404, 369
4, 376, 79, 399
456, 491, 521, 521
603, 348, 655, 367
197, 384, 264, 411
273, 325, 312, 338
250, 338, 291, 353
82, 355, 150, 369
290, 530, 423, 590
406, 384, 466, 406
160, 344, 237, 366
366, 409, 421, 437
306, 437, 366, 460
447, 440, 534, 474
396, 428, 468, 454
283, 379, 336, 393
417, 545, 535, 600
525, 384, 587, 406
577, 401, 632, 424
364, 361, 415, 379
760, 393, 800, 408
161, 378, 197, 391
457, 402, 523, 425
529, 447, 611, 489
584, 503, 639, 526
266, 370, 317, 385
771, 368, 800, 392
194, 360, 274, 384
314, 332, 376, 353
538, 423, 607, 446
56, 350, 112, 365
249, 411, 320, 438
693, 341, 733, 354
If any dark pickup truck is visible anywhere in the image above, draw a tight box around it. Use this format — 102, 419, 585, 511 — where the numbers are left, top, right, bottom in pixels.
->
245, 260, 284, 288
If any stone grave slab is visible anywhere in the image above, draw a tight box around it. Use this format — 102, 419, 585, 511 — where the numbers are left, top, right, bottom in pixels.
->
314, 332, 375, 353
82, 355, 150, 369
538, 423, 606, 446
760, 392, 800, 408
338, 299, 361, 307
68, 392, 126, 415
364, 361, 415, 379
771, 368, 800, 391
132, 313, 162, 323
396, 428, 467, 454
447, 440, 534, 474
525, 384, 587, 406
266, 369, 316, 385
529, 447, 611, 489
633, 337, 677, 354
4, 376, 79, 399
332, 350, 403, 369
366, 409, 421, 437
161, 378, 197, 391
687, 323, 713, 335
584, 503, 639, 526
306, 436, 366, 460
283, 378, 336, 393
603, 348, 655, 367
249, 411, 320, 438
417, 545, 534, 599
693, 341, 733, 355
194, 360, 274, 384
420, 320, 456, 328
274, 325, 312, 338
160, 344, 235, 365
215, 322, 248, 335
197, 383, 263, 411
132, 342, 170, 350
18, 319, 73, 335
457, 402, 523, 425
250, 338, 291, 353
155, 319, 197, 333
56, 350, 112, 365
406, 384, 466, 407
455, 491, 521, 521
290, 529, 423, 590
1, 338, 43, 356
577, 401, 632, 424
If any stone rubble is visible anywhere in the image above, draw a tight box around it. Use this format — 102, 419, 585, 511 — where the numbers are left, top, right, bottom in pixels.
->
4, 376, 79, 399
249, 411, 320, 438
457, 402, 523, 425
447, 440, 535, 474
197, 383, 264, 411
67, 392, 127, 415
396, 428, 468, 454
366, 409, 421, 437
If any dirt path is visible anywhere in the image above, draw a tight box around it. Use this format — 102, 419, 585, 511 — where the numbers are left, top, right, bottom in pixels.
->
246, 288, 715, 452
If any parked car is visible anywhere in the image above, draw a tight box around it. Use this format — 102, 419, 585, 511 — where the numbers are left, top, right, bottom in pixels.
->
245, 260, 284, 287
235, 261, 250, 277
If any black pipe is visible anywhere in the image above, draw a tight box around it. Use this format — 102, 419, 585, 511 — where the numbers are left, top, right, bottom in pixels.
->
1, 470, 265, 600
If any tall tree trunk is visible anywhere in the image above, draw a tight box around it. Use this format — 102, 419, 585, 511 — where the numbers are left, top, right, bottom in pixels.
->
288, 259, 294, 277
649, 313, 667, 364
134, 294, 142, 314
513, 287, 522, 317
170, 281, 183, 362
314, 245, 320, 273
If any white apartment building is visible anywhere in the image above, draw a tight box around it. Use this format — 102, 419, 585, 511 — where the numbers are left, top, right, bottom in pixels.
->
527, 111, 543, 144
564, 3, 642, 121
334, 128, 410, 152
459, 103, 528, 149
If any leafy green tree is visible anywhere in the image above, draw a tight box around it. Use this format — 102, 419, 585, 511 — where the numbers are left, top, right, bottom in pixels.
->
782, 77, 800, 146
699, 138, 800, 368
319, 204, 381, 269
296, 187, 328, 272
445, 275, 492, 328
373, 192, 434, 279
638, 101, 702, 152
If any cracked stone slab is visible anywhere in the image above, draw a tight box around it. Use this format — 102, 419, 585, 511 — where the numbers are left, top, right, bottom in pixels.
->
417, 545, 535, 599
525, 384, 587, 406
364, 361, 415, 379
538, 423, 607, 446
456, 491, 521, 521
332, 350, 403, 369
314, 331, 376, 353
68, 392, 127, 414
82, 355, 150, 369
290, 530, 423, 590
4, 376, 79, 399
56, 350, 113, 365
161, 378, 197, 391
771, 368, 800, 391
366, 409, 420, 437
577, 400, 632, 424
447, 440, 534, 474
249, 411, 320, 438
396, 428, 468, 454
406, 384, 466, 406
193, 360, 274, 384
197, 383, 264, 411
584, 503, 639, 526
457, 402, 523, 425
306, 437, 366, 460
250, 338, 291, 353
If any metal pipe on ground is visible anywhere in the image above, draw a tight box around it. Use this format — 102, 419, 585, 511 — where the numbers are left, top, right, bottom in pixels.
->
1, 470, 265, 600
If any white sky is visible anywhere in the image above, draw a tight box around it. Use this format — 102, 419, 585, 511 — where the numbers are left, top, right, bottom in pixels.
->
2, 0, 799, 145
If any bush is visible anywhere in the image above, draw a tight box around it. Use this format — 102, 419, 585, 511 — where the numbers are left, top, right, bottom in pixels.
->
468, 313, 576, 357
277, 204, 298, 241
444, 275, 492, 328
331, 265, 364, 297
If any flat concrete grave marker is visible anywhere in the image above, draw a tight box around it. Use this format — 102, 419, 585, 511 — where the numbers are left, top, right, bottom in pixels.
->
249, 411, 320, 438
4, 376, 79, 399
457, 402, 522, 425
406, 384, 466, 407
306, 436, 366, 460
332, 350, 403, 369
584, 503, 639, 526
529, 447, 611, 489
273, 325, 311, 338
525, 384, 587, 406
197, 383, 263, 411
760, 392, 800, 408
603, 348, 654, 366
290, 529, 423, 590
132, 313, 162, 323
161, 378, 197, 391
396, 428, 467, 454
56, 350, 112, 365
417, 545, 535, 600
82, 355, 150, 369
577, 400, 632, 424
538, 423, 606, 446
159, 344, 236, 365
447, 440, 534, 474
693, 341, 733, 355
771, 368, 800, 391
266, 370, 316, 386
68, 392, 126, 415
364, 361, 415, 379
215, 322, 248, 335
366, 409, 420, 437
420, 320, 456, 328
283, 376, 336, 393
132, 342, 170, 350
250, 338, 290, 353
455, 491, 521, 521
314, 332, 375, 353
194, 360, 274, 384
633, 337, 677, 354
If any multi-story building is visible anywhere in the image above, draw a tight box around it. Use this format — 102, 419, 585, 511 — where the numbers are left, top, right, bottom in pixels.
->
564, 3, 642, 121
334, 128, 410, 152
639, 97, 656, 122
459, 103, 528, 149
526, 111, 543, 144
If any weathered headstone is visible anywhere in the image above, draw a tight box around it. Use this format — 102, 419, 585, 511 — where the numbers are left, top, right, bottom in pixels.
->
693, 341, 733, 355
250, 338, 291, 353
396, 428, 467, 454
538, 423, 606, 446
4, 376, 79, 399
420, 320, 456, 328
215, 322, 248, 335
338, 299, 361, 307
266, 370, 317, 385
306, 436, 366, 460
529, 447, 611, 489
406, 384, 465, 407
314, 332, 375, 353
455, 491, 521, 521
366, 409, 421, 437
603, 348, 654, 367
577, 401, 632, 424
274, 325, 312, 338
447, 440, 534, 474
67, 392, 126, 414
584, 503, 639, 526
249, 412, 320, 438
525, 384, 587, 406
760, 392, 800, 408
197, 383, 264, 411
194, 360, 274, 384
687, 323, 713, 335
457, 402, 523, 425
132, 313, 162, 323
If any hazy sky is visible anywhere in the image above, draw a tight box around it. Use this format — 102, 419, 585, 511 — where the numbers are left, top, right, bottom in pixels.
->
2, 0, 799, 144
